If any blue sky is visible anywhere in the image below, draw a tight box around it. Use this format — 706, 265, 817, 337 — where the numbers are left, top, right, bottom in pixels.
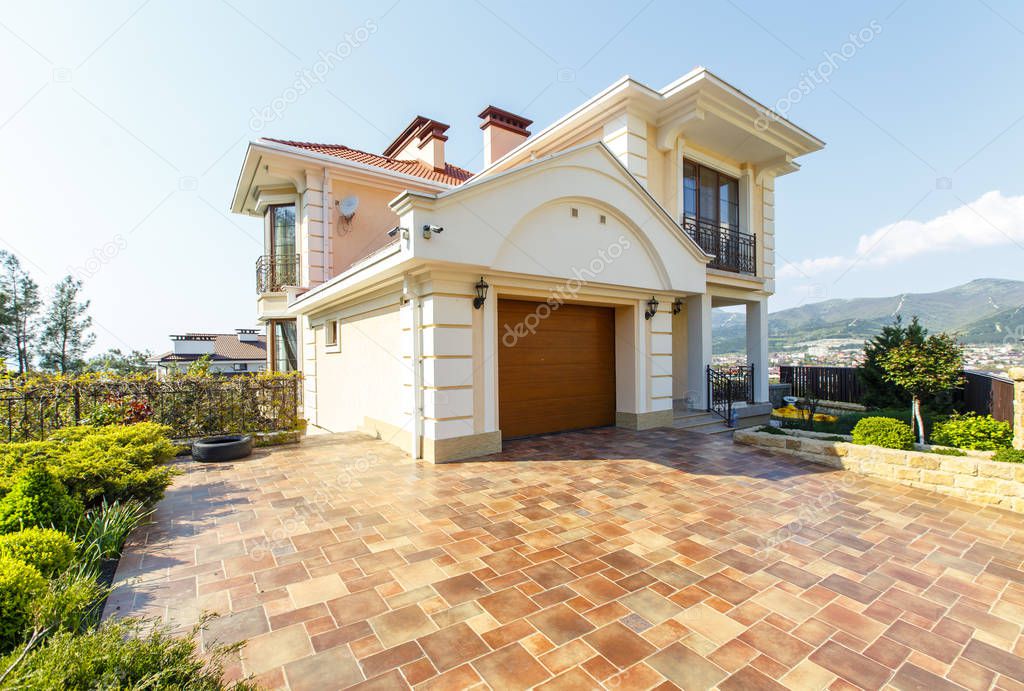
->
1, 0, 1023, 353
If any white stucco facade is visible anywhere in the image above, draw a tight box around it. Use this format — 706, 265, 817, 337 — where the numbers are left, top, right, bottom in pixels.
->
230, 68, 823, 462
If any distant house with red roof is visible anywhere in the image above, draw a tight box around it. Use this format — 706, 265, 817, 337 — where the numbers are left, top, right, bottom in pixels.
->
150, 329, 267, 376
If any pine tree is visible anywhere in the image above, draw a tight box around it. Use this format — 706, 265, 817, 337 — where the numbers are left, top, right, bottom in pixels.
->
0, 252, 41, 373
858, 316, 926, 409
38, 276, 95, 374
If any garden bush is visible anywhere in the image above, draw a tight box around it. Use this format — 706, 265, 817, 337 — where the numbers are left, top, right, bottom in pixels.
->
0, 465, 82, 534
930, 413, 1013, 451
0, 424, 178, 509
0, 555, 46, 654
0, 527, 75, 577
851, 417, 916, 450
993, 448, 1024, 464
0, 616, 258, 690
47, 423, 178, 506
30, 570, 108, 636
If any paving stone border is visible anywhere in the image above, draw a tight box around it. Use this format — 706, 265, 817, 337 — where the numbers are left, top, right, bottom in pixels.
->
734, 427, 1024, 513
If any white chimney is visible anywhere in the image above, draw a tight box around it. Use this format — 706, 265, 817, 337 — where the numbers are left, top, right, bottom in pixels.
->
171, 334, 216, 356
236, 328, 260, 343
479, 106, 532, 167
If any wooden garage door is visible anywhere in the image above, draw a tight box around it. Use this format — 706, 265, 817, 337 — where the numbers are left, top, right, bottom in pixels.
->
498, 299, 615, 438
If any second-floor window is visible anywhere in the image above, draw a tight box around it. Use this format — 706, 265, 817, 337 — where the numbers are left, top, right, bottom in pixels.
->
269, 204, 296, 258
682, 162, 739, 232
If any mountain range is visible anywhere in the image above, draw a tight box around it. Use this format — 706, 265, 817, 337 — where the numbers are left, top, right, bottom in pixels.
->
714, 278, 1024, 352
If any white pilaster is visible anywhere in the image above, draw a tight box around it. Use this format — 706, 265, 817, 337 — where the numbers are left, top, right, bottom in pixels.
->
648, 308, 673, 412
299, 170, 326, 287
746, 298, 769, 403
686, 293, 712, 410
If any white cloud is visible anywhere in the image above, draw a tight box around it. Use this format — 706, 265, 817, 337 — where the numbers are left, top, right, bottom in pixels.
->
778, 190, 1024, 279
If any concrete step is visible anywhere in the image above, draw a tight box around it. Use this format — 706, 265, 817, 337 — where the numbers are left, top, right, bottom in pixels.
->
672, 410, 771, 435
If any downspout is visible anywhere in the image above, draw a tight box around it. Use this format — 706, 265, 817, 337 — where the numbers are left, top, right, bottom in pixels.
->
404, 275, 424, 460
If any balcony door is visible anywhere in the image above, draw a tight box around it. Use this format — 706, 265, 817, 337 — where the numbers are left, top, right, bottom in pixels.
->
682, 161, 738, 232
267, 204, 297, 288
270, 319, 298, 372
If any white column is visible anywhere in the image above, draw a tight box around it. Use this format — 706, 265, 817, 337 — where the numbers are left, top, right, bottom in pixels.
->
686, 293, 712, 410
648, 308, 673, 413
299, 170, 325, 287
746, 298, 769, 403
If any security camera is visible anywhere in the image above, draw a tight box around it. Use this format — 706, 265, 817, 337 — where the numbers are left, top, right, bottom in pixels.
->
422, 224, 444, 238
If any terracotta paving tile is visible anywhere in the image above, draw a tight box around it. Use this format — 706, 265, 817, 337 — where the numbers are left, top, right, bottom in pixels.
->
417, 622, 489, 672
535, 666, 602, 690
369, 604, 437, 648
432, 572, 491, 606
106, 428, 1024, 690
328, 589, 389, 626
962, 638, 1024, 683
528, 603, 596, 646
584, 622, 656, 670
284, 646, 365, 690
478, 587, 541, 624
472, 642, 552, 690
885, 619, 963, 664
809, 641, 893, 690
720, 664, 788, 690
648, 642, 727, 689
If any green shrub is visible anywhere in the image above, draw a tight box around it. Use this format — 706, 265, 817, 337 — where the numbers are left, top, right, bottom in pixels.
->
0, 616, 257, 690
930, 413, 1013, 451
758, 425, 786, 435
0, 465, 83, 534
30, 570, 107, 636
927, 447, 967, 457
993, 448, 1024, 464
47, 423, 178, 507
851, 417, 916, 450
0, 556, 46, 654
0, 527, 75, 577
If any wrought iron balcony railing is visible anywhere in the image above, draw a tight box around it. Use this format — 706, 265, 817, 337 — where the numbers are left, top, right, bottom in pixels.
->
256, 254, 299, 294
682, 217, 756, 275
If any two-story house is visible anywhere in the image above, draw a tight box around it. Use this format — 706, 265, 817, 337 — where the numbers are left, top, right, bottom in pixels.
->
230, 67, 823, 462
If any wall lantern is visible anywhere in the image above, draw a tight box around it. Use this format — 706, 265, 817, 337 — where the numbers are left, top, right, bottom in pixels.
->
473, 277, 489, 309
644, 296, 659, 320
672, 297, 684, 315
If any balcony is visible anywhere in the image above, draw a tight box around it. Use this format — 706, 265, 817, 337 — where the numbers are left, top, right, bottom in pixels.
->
256, 254, 299, 294
682, 218, 756, 275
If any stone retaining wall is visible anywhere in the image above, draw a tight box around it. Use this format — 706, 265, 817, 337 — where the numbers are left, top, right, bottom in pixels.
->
734, 428, 1024, 513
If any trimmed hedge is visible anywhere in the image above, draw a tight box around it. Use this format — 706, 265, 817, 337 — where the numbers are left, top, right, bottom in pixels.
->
0, 465, 83, 534
851, 417, 916, 450
0, 556, 46, 654
0, 527, 76, 577
993, 448, 1024, 464
930, 413, 1013, 451
0, 423, 179, 508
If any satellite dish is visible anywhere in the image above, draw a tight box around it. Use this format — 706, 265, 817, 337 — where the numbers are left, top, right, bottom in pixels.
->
339, 195, 359, 221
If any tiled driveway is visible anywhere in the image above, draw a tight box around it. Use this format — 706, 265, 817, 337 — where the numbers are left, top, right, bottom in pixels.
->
105, 428, 1024, 690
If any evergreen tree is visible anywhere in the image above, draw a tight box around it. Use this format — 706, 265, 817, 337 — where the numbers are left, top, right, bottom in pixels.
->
858, 316, 926, 409
85, 348, 153, 374
38, 276, 95, 374
0, 252, 41, 373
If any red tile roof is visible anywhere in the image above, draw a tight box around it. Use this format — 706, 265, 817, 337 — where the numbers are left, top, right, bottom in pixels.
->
262, 138, 474, 186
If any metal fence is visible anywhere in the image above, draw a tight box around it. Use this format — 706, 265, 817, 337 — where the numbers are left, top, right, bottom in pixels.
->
0, 375, 302, 442
778, 365, 864, 404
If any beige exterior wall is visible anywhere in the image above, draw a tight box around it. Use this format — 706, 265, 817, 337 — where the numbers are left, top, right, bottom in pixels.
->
310, 299, 412, 453
328, 179, 401, 273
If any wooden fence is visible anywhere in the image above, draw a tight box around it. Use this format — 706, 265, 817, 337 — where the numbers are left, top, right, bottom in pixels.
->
957, 370, 1014, 423
779, 365, 1015, 422
778, 366, 864, 404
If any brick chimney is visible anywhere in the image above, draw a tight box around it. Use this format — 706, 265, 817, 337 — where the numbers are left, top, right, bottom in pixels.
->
479, 106, 532, 167
383, 116, 450, 171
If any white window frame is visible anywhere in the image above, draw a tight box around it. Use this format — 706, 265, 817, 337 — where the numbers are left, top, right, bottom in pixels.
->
325, 319, 340, 353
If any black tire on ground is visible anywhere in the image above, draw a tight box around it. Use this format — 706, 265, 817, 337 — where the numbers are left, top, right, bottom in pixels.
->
192, 434, 253, 462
